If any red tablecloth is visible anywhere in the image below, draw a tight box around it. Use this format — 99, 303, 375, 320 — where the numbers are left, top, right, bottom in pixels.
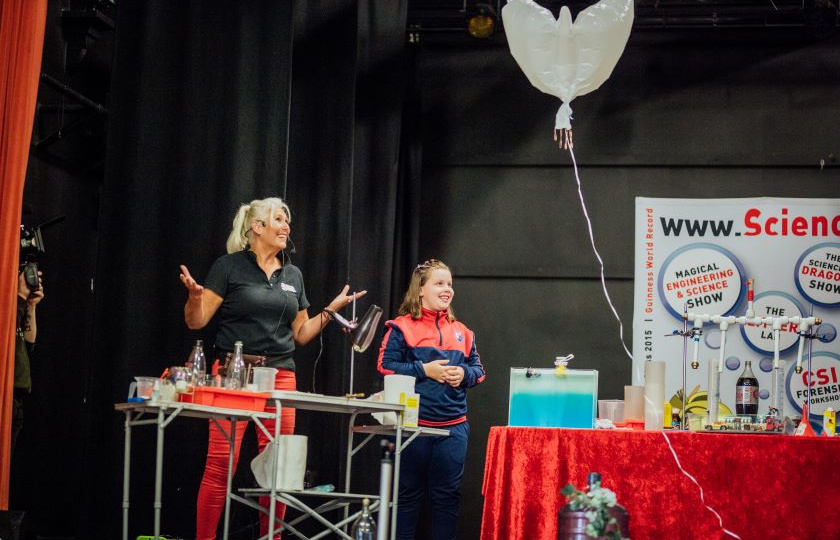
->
480, 426, 840, 540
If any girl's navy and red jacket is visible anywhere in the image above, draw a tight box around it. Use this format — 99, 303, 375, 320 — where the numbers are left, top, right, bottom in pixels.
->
377, 308, 485, 427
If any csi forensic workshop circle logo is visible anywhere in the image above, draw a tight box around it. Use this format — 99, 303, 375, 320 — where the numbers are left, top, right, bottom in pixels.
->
739, 291, 806, 355
787, 351, 840, 419
795, 243, 840, 308
658, 243, 746, 321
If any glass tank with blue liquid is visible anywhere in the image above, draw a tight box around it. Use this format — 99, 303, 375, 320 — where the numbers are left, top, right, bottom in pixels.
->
508, 368, 598, 428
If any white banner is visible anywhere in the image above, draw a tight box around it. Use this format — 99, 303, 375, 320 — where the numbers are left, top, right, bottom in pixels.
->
633, 197, 840, 424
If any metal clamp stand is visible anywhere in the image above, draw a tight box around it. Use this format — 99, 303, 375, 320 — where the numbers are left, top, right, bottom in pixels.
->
795, 306, 824, 423
672, 277, 827, 428
666, 311, 702, 430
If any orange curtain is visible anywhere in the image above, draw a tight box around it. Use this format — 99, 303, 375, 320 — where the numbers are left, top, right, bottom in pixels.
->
0, 0, 48, 509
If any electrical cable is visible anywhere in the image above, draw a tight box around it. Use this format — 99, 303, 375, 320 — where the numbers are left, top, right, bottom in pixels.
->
311, 329, 325, 393
270, 253, 290, 340
569, 148, 738, 540
660, 431, 742, 539
269, 249, 330, 394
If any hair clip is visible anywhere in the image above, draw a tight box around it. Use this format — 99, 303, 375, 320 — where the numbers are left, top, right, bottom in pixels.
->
415, 258, 440, 272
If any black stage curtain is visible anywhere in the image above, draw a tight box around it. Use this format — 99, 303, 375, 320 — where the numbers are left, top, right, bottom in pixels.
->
80, 1, 411, 538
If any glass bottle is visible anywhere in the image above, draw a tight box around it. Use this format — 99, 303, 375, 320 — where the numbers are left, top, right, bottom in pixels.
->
227, 341, 246, 390
587, 472, 601, 490
188, 339, 207, 387
736, 360, 759, 416
350, 497, 376, 540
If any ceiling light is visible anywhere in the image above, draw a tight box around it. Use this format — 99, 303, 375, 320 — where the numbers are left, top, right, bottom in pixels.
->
468, 3, 497, 39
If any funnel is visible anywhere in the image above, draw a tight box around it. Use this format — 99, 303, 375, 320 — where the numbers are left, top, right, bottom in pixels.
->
325, 304, 383, 353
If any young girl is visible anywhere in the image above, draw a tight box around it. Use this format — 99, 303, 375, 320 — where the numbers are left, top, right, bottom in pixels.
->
377, 259, 485, 540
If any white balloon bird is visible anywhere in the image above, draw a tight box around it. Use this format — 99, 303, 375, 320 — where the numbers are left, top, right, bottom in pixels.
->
502, 0, 634, 148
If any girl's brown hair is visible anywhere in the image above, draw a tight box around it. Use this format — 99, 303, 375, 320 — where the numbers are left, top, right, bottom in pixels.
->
398, 259, 456, 321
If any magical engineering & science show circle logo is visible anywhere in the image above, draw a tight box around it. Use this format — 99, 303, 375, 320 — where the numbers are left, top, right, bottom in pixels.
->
658, 243, 746, 321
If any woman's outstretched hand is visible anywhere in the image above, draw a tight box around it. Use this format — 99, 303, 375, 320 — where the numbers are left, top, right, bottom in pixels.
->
325, 284, 367, 313
179, 264, 204, 297
180, 264, 223, 330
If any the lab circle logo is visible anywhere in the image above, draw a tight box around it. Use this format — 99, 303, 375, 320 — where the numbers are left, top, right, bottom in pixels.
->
787, 351, 840, 419
658, 243, 746, 321
739, 291, 805, 355
794, 243, 840, 308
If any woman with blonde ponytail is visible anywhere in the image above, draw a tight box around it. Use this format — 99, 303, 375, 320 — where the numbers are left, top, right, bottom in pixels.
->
224, 198, 290, 254
178, 196, 365, 540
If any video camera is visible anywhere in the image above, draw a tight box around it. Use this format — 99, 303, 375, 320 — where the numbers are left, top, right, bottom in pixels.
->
19, 214, 65, 291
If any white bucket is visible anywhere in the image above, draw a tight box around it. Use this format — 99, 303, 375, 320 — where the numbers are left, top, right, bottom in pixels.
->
384, 374, 415, 404
251, 434, 308, 491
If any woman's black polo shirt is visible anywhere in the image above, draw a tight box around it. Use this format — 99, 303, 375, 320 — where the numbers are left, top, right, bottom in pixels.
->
204, 250, 309, 370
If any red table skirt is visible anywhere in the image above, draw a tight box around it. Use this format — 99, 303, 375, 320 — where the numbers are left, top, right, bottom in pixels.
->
480, 427, 840, 540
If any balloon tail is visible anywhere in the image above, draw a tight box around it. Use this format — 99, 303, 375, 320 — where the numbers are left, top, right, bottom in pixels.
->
554, 128, 573, 150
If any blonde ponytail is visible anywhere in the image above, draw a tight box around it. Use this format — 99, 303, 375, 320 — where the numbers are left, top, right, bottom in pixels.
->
225, 197, 292, 254
226, 204, 252, 253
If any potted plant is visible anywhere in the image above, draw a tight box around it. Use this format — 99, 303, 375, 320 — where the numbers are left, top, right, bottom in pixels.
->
558, 473, 629, 540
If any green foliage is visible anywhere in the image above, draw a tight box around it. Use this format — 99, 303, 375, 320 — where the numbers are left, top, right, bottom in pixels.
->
562, 482, 628, 540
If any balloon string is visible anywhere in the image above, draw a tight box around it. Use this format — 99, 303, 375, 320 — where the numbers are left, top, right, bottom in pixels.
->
567, 146, 633, 360
660, 432, 743, 539
570, 146, 738, 540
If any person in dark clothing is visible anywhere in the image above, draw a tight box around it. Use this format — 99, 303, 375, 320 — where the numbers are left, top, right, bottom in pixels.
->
11, 267, 44, 457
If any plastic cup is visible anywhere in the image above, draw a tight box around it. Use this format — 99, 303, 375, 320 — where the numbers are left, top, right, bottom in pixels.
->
134, 376, 158, 399
686, 413, 705, 431
159, 380, 177, 401
623, 385, 645, 420
252, 367, 278, 393
598, 400, 624, 423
